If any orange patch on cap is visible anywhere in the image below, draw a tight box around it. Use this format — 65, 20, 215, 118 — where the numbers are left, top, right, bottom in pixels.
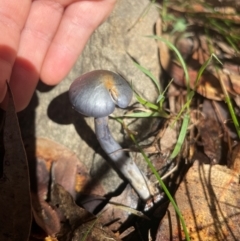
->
103, 74, 119, 100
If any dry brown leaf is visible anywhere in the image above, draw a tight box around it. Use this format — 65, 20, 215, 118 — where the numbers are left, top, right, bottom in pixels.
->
169, 61, 225, 101
199, 100, 222, 163
156, 17, 172, 71
51, 184, 122, 241
160, 33, 240, 102
26, 137, 105, 197
157, 18, 225, 101
27, 138, 106, 237
45, 237, 58, 241
228, 74, 240, 95
212, 101, 238, 139
156, 161, 240, 241
0, 85, 32, 240
31, 158, 61, 236
159, 118, 178, 155
229, 142, 240, 173
100, 184, 139, 232
51, 156, 79, 199
169, 4, 240, 23
142, 118, 178, 156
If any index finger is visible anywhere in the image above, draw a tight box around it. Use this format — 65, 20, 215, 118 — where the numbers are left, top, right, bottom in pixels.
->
0, 0, 31, 102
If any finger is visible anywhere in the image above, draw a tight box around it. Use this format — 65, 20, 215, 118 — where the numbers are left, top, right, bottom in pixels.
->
41, 0, 116, 85
9, 0, 64, 111
0, 0, 30, 103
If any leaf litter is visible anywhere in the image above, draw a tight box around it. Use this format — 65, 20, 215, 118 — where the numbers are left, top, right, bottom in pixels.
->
27, 138, 139, 240
1, 1, 240, 241
144, 1, 240, 240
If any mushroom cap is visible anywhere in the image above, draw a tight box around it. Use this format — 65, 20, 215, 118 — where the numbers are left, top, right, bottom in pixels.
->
69, 70, 133, 118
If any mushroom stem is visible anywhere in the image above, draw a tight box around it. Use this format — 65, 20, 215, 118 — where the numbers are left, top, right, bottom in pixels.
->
95, 116, 155, 201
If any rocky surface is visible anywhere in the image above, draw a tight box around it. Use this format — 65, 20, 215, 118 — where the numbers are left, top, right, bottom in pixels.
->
19, 0, 161, 195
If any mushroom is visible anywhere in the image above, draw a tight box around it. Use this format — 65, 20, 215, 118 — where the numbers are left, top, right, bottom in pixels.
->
69, 70, 158, 204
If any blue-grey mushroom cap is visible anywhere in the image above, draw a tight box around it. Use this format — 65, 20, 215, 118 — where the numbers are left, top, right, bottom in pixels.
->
69, 70, 133, 118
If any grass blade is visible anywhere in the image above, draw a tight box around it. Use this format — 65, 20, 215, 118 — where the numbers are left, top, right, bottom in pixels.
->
134, 62, 161, 93
123, 111, 169, 118
135, 93, 159, 110
170, 114, 190, 160
147, 35, 190, 101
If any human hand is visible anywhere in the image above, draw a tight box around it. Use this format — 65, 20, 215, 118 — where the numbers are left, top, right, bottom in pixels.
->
0, 0, 116, 111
